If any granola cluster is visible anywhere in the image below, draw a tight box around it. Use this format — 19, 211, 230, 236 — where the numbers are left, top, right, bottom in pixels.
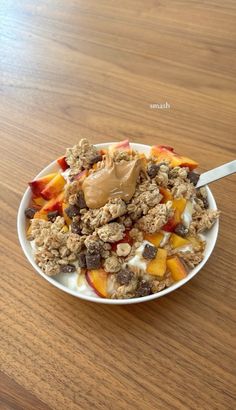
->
25, 139, 220, 299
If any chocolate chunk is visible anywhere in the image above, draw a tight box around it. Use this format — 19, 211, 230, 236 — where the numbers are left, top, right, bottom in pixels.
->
76, 191, 87, 209
87, 242, 101, 255
116, 268, 134, 285
78, 253, 87, 268
147, 164, 159, 178
47, 210, 59, 222
174, 223, 188, 237
65, 205, 80, 218
71, 221, 81, 235
86, 253, 101, 270
24, 207, 36, 219
135, 280, 152, 297
187, 171, 200, 186
142, 244, 157, 259
60, 264, 75, 273
89, 153, 102, 165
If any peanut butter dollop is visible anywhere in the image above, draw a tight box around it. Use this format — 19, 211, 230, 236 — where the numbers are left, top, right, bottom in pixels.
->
82, 158, 143, 209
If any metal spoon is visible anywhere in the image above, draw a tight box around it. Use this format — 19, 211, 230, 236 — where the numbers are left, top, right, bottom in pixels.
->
196, 160, 236, 188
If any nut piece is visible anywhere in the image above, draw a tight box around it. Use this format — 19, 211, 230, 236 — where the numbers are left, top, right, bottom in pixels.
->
116, 243, 131, 257
142, 244, 157, 259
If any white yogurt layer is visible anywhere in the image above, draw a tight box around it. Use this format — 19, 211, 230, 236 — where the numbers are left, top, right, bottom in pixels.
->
182, 200, 194, 228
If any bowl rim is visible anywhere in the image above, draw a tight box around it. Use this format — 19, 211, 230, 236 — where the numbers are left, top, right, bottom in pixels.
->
17, 142, 219, 305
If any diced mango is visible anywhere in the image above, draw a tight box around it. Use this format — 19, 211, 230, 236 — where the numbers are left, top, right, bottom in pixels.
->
29, 173, 57, 197
146, 248, 167, 277
170, 233, 190, 249
144, 232, 164, 247
61, 225, 69, 233
167, 256, 187, 281
41, 173, 66, 200
151, 145, 198, 170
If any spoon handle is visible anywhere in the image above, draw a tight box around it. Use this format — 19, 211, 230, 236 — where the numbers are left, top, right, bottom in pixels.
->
196, 160, 236, 188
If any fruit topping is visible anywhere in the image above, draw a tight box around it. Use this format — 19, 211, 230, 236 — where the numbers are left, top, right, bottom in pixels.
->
167, 256, 187, 281
57, 156, 69, 171
146, 248, 167, 276
86, 269, 108, 297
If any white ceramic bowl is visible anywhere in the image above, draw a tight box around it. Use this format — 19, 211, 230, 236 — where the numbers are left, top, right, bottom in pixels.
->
17, 143, 219, 304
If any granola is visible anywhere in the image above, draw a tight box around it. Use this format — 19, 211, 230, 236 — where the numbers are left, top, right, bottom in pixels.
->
25, 139, 220, 299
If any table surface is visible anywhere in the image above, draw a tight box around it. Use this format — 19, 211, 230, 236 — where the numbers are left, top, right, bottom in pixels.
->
1, 1, 236, 409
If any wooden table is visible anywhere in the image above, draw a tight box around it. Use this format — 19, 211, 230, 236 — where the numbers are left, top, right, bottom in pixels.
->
1, 1, 236, 409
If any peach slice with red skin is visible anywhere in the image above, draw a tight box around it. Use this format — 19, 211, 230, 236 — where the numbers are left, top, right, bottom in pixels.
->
57, 156, 69, 171
32, 196, 47, 208
29, 173, 57, 197
108, 139, 131, 154
167, 256, 187, 281
86, 269, 108, 298
41, 191, 64, 214
41, 173, 66, 200
151, 145, 198, 170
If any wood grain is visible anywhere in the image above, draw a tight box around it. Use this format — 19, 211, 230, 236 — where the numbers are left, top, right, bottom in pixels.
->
0, 1, 236, 409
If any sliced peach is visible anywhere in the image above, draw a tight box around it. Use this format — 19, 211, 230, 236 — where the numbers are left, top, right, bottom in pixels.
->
33, 211, 48, 221
167, 256, 187, 281
32, 196, 47, 208
159, 187, 173, 203
108, 139, 130, 154
41, 192, 64, 213
86, 269, 108, 298
170, 233, 190, 249
144, 232, 164, 247
29, 173, 57, 197
146, 248, 167, 277
57, 156, 69, 171
62, 202, 72, 226
41, 173, 66, 200
151, 145, 198, 170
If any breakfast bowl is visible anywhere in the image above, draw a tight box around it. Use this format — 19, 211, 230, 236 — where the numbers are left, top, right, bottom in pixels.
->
17, 141, 219, 304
